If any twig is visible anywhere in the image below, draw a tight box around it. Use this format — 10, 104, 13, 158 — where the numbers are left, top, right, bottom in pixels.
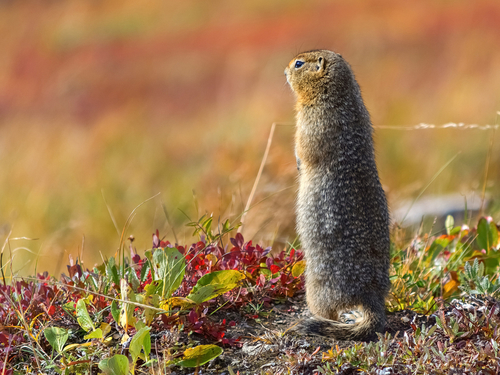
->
238, 122, 276, 232
375, 123, 500, 130
13, 275, 168, 313
480, 128, 496, 216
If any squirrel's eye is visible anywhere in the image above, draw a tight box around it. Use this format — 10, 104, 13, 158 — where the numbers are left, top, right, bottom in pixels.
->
294, 60, 304, 69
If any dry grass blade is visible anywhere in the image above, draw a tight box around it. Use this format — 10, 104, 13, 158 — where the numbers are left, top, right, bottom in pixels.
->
399, 152, 460, 226
480, 128, 496, 216
239, 122, 276, 233
375, 122, 500, 130
13, 276, 169, 313
118, 192, 161, 269
0, 227, 12, 287
102, 189, 121, 238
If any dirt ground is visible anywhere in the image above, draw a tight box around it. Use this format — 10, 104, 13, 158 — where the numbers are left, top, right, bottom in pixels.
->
160, 293, 432, 375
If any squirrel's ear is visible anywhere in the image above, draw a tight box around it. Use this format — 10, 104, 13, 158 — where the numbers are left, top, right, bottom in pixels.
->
316, 56, 326, 72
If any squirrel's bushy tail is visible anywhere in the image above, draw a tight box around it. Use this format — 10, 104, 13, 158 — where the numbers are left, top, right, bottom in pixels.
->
294, 305, 385, 342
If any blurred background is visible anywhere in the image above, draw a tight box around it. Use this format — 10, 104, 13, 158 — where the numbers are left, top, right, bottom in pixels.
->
0, 0, 499, 277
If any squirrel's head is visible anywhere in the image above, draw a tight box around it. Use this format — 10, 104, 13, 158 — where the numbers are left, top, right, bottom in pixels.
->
285, 50, 352, 106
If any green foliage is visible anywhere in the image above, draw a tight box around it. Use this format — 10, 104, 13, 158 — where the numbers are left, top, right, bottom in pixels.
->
389, 216, 500, 313
435, 312, 465, 342
75, 299, 95, 332
149, 247, 185, 299
458, 259, 500, 296
317, 333, 397, 372
187, 215, 241, 244
44, 327, 69, 354
98, 354, 130, 375
186, 270, 245, 304
129, 326, 151, 366
445, 214, 455, 235
172, 345, 223, 368
477, 217, 499, 251
83, 327, 103, 340
111, 300, 120, 323
106, 257, 120, 286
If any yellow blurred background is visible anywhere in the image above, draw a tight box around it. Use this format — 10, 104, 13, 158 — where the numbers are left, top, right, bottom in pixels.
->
1, 0, 499, 277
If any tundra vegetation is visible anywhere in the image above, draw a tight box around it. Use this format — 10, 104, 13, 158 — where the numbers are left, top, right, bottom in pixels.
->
1, 214, 500, 374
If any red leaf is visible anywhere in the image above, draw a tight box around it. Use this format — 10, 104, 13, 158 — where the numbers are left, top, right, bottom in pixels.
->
47, 305, 55, 316
270, 265, 280, 274
231, 233, 244, 248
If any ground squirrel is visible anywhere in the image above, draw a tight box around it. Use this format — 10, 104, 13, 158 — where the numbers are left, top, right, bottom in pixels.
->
285, 50, 390, 341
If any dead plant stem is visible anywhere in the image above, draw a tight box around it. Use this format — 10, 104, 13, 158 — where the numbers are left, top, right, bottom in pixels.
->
239, 122, 276, 232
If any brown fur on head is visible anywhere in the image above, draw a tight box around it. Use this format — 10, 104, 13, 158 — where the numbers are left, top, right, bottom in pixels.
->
284, 50, 346, 106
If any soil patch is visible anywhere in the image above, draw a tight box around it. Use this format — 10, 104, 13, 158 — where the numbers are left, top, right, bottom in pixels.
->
155, 293, 430, 375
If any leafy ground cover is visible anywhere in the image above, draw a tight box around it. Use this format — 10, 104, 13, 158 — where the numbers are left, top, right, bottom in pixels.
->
1, 215, 500, 374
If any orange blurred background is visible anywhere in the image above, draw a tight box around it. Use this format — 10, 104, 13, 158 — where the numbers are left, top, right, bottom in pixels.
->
1, 0, 499, 277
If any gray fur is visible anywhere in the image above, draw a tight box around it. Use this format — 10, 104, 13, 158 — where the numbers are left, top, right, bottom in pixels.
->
285, 50, 390, 341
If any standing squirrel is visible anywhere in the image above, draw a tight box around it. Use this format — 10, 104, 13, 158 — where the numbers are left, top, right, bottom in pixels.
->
285, 50, 390, 341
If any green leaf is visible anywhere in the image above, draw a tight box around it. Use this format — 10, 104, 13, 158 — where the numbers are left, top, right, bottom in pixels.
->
44, 327, 69, 353
140, 260, 151, 283
84, 328, 103, 340
142, 293, 160, 326
427, 324, 437, 336
202, 216, 213, 233
491, 221, 500, 250
477, 217, 489, 250
129, 326, 151, 364
445, 215, 454, 235
111, 300, 120, 323
143, 281, 159, 296
415, 280, 425, 288
151, 247, 185, 298
99, 354, 130, 375
62, 301, 76, 313
106, 258, 120, 285
76, 299, 95, 332
95, 262, 106, 276
187, 270, 245, 304
88, 273, 99, 291
186, 285, 227, 305
128, 264, 141, 292
426, 241, 444, 264
175, 344, 223, 368
484, 254, 500, 276
222, 219, 231, 233
194, 269, 245, 287
434, 237, 450, 248
477, 217, 498, 251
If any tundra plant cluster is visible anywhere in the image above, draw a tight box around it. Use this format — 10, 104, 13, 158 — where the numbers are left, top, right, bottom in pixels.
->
0, 217, 305, 374
1, 215, 500, 374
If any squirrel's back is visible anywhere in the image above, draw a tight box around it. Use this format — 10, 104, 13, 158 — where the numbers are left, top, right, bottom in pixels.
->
285, 50, 390, 341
